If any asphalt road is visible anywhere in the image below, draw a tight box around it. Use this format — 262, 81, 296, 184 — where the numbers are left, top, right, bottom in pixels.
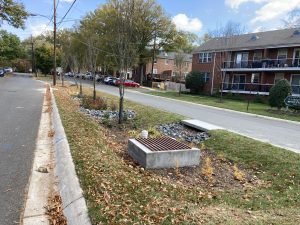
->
69, 77, 300, 153
0, 75, 45, 225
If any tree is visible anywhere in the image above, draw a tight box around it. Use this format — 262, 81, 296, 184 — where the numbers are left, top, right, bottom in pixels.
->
79, 14, 103, 100
35, 43, 53, 74
0, 0, 28, 28
208, 21, 247, 38
0, 30, 25, 63
174, 51, 185, 96
93, 0, 176, 123
269, 79, 292, 110
165, 31, 198, 54
185, 72, 205, 94
208, 21, 247, 100
283, 9, 300, 28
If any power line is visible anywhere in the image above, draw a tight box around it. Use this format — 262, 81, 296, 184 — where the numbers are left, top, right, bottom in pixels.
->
57, 0, 77, 28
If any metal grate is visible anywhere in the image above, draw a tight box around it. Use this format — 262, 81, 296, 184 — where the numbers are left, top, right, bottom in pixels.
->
136, 137, 191, 152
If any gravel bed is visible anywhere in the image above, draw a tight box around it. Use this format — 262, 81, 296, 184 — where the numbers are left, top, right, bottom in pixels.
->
157, 122, 209, 144
80, 107, 136, 120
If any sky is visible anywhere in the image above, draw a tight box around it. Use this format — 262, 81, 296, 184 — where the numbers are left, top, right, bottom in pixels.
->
4, 0, 300, 40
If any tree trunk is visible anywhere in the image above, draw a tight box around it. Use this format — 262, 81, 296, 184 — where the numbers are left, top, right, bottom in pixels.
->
118, 71, 125, 124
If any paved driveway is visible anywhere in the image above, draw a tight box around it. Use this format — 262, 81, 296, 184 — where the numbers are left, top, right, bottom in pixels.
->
68, 78, 300, 153
0, 75, 44, 225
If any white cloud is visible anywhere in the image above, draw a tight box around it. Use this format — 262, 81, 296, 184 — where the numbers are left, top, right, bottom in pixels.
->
225, 0, 300, 25
225, 0, 267, 9
29, 22, 52, 37
251, 0, 300, 23
172, 14, 203, 33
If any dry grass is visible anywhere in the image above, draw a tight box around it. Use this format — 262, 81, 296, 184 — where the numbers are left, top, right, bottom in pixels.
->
201, 157, 214, 184
52, 83, 300, 224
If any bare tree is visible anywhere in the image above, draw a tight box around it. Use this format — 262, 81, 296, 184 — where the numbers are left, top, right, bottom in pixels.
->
208, 21, 247, 38
174, 51, 185, 96
283, 9, 300, 28
208, 21, 247, 102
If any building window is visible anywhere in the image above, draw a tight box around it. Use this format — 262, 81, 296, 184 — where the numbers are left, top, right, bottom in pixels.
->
185, 62, 189, 67
199, 52, 212, 63
172, 72, 176, 77
277, 49, 288, 60
153, 69, 158, 74
251, 73, 260, 83
274, 73, 284, 83
253, 51, 262, 61
165, 59, 169, 65
204, 72, 210, 83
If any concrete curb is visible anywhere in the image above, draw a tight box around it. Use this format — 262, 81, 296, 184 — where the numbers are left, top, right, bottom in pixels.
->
51, 89, 92, 225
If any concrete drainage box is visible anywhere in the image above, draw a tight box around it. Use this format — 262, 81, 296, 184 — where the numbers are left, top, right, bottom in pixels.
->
128, 137, 200, 169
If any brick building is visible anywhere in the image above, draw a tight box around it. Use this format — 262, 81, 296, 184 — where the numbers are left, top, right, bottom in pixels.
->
132, 51, 192, 84
192, 28, 300, 96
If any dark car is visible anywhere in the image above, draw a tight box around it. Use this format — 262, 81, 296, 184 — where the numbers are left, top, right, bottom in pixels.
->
0, 69, 5, 77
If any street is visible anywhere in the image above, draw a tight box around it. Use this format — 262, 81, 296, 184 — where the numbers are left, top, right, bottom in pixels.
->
0, 75, 45, 225
69, 78, 300, 153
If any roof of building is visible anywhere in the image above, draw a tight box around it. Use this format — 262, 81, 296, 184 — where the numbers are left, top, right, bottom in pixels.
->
157, 51, 193, 62
194, 27, 300, 53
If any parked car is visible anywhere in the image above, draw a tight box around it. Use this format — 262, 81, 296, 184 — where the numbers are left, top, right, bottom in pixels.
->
4, 67, 13, 73
0, 69, 5, 77
96, 74, 104, 82
116, 79, 140, 88
107, 77, 119, 86
75, 73, 81, 78
104, 76, 113, 84
85, 72, 93, 80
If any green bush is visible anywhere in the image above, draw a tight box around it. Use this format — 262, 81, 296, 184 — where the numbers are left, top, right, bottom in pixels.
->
269, 79, 291, 110
81, 96, 108, 110
185, 72, 205, 94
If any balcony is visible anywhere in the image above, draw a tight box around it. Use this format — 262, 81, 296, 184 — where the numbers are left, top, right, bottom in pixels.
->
221, 82, 300, 96
222, 58, 300, 72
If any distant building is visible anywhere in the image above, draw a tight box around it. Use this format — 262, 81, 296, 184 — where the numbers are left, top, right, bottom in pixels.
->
192, 28, 300, 96
132, 51, 192, 84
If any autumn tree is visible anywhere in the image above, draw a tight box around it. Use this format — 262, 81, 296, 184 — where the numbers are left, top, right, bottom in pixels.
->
0, 0, 28, 28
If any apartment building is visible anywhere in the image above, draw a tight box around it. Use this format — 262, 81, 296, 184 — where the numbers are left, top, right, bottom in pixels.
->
132, 51, 192, 83
192, 28, 300, 96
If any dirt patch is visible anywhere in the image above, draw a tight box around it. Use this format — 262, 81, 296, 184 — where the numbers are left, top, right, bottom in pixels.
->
93, 116, 260, 191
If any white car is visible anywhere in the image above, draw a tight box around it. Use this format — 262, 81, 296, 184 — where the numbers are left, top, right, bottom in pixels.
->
104, 76, 113, 84
85, 72, 93, 80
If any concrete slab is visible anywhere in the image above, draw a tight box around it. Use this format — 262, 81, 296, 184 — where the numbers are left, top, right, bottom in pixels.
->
128, 139, 201, 169
182, 119, 223, 132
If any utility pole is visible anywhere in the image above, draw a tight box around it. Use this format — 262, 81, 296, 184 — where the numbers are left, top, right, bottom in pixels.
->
31, 35, 35, 77
53, 0, 57, 86
31, 35, 37, 77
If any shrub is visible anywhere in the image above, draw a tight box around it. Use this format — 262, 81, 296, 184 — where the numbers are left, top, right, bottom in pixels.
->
269, 79, 291, 110
82, 96, 108, 110
185, 72, 205, 94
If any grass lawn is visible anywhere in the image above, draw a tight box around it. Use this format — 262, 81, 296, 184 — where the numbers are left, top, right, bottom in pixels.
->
148, 91, 300, 122
54, 84, 300, 224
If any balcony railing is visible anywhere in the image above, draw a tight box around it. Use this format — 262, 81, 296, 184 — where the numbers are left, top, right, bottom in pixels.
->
221, 82, 300, 95
223, 58, 300, 70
